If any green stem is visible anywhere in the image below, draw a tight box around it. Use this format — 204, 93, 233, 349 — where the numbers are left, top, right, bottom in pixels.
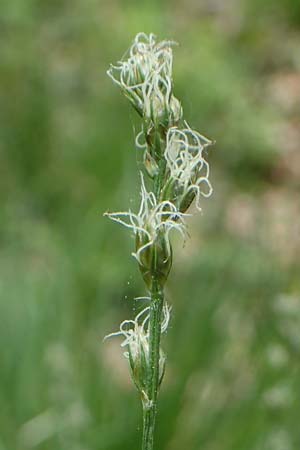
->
142, 279, 164, 450
142, 130, 167, 450
142, 404, 155, 450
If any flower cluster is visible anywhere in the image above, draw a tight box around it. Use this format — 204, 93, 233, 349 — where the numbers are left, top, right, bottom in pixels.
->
107, 32, 182, 127
105, 174, 188, 287
105, 303, 170, 401
165, 123, 213, 211
105, 33, 213, 404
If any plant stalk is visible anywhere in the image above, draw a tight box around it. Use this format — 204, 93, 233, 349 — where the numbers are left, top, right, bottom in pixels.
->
142, 277, 164, 450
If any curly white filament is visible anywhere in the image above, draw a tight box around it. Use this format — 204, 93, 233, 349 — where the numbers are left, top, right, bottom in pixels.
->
104, 173, 189, 264
165, 123, 213, 209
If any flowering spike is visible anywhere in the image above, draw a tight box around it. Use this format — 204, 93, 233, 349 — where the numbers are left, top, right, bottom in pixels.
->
105, 33, 214, 449
107, 33, 182, 127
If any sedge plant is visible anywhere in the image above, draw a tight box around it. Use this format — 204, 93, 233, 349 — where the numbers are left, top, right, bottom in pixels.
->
104, 33, 213, 450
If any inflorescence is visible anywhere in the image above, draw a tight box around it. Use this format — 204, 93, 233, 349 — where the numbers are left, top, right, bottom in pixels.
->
105, 32, 213, 400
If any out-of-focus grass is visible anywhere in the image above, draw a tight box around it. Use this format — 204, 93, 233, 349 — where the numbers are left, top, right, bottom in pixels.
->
1, 1, 300, 449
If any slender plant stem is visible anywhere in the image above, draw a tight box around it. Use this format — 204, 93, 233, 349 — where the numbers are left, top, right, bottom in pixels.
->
142, 143, 166, 450
142, 277, 164, 450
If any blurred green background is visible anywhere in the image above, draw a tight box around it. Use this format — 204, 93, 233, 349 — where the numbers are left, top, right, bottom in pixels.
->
1, 0, 300, 449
